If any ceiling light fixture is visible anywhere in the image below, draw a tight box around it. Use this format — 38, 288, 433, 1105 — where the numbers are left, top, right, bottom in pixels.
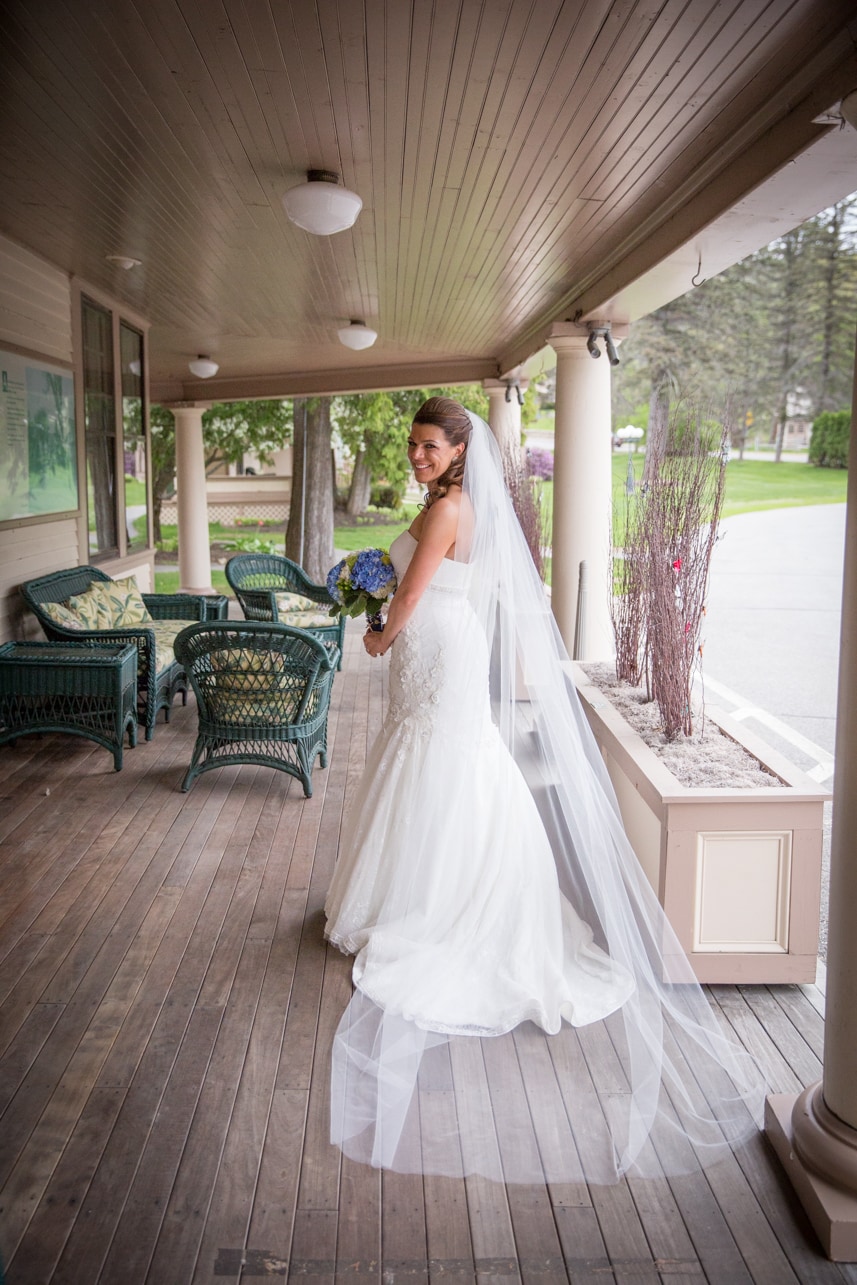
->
188, 355, 219, 378
337, 320, 378, 350
282, 169, 363, 235
106, 254, 142, 270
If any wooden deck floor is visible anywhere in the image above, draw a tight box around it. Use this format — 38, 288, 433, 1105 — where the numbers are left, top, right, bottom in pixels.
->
0, 626, 855, 1285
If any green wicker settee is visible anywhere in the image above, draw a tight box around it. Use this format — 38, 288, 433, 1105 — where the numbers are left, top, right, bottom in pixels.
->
173, 620, 339, 796
20, 566, 222, 740
225, 554, 346, 668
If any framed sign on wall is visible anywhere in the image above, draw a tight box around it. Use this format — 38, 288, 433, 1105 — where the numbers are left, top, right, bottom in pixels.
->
0, 348, 78, 523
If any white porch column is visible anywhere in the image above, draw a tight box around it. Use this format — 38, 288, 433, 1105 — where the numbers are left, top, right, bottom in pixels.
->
766, 342, 857, 1259
548, 322, 622, 660
483, 377, 527, 456
172, 405, 214, 595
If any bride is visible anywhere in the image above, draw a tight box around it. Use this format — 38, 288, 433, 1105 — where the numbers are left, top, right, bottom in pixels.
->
324, 397, 765, 1184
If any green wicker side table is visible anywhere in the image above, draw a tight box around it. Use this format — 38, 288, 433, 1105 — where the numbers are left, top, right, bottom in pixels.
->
0, 641, 138, 770
203, 595, 229, 620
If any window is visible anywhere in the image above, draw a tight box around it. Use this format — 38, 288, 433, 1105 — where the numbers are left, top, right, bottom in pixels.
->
82, 298, 116, 556
81, 296, 150, 558
121, 323, 147, 550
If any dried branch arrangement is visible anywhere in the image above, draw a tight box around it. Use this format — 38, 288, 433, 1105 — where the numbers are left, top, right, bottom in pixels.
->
504, 446, 547, 581
612, 406, 728, 739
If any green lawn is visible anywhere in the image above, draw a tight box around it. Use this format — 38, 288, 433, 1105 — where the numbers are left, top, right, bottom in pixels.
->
333, 503, 420, 554
153, 460, 847, 593
720, 459, 847, 516
154, 569, 231, 595
614, 454, 847, 520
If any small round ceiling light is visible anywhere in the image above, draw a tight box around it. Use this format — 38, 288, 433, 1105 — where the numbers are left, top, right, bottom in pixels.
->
106, 254, 142, 270
282, 169, 363, 235
188, 355, 219, 378
337, 320, 377, 351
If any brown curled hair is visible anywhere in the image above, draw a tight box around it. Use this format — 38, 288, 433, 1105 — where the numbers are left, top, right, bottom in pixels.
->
412, 397, 471, 508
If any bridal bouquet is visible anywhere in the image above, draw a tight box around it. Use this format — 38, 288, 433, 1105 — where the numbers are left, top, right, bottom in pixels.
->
326, 547, 397, 631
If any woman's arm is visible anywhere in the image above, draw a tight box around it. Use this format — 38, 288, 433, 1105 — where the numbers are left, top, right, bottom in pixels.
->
364, 490, 461, 656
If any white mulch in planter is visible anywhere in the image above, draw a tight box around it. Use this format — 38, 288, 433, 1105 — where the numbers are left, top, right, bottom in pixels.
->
580, 663, 782, 789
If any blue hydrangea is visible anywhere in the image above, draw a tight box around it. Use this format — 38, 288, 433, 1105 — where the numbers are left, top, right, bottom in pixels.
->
351, 547, 396, 596
326, 558, 348, 604
325, 547, 397, 619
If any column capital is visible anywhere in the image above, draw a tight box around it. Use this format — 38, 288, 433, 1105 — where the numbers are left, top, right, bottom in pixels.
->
548, 319, 630, 351
482, 376, 530, 402
483, 374, 530, 391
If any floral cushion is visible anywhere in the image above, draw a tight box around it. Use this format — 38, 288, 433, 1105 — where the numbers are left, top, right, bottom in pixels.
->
211, 649, 290, 692
101, 576, 153, 626
126, 620, 190, 678
209, 653, 302, 724
67, 584, 113, 628
151, 620, 189, 674
42, 600, 85, 630
274, 592, 332, 628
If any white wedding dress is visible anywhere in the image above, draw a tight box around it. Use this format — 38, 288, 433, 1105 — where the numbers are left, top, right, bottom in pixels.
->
325, 415, 765, 1184
324, 530, 635, 1037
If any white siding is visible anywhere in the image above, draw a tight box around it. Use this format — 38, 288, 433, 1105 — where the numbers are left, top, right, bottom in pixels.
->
0, 236, 72, 363
0, 236, 79, 643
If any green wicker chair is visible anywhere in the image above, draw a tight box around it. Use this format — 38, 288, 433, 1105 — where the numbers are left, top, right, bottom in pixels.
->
225, 553, 345, 667
173, 620, 339, 796
19, 565, 222, 740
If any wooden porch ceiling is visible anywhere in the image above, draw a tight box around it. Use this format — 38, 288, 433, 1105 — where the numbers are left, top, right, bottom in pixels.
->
0, 623, 853, 1282
1, 1, 856, 402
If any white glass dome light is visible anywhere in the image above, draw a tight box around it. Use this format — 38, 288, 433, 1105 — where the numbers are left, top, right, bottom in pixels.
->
337, 320, 378, 350
188, 355, 219, 378
282, 169, 363, 236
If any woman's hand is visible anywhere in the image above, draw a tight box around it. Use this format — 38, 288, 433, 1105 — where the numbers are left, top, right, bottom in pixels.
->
363, 628, 387, 658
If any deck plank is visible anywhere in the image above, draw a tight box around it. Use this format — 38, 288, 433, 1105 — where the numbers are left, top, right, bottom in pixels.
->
0, 637, 849, 1284
44, 762, 271, 1282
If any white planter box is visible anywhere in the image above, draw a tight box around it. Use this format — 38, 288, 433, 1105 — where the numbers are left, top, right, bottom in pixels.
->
573, 664, 831, 984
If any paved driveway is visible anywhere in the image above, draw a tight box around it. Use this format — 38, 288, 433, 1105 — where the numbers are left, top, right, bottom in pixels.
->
700, 504, 845, 778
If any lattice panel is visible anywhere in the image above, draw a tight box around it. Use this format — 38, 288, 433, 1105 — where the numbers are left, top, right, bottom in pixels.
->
0, 693, 128, 737
160, 502, 288, 525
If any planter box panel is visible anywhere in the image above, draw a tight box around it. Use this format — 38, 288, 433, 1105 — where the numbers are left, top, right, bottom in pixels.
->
574, 666, 830, 984
694, 829, 792, 953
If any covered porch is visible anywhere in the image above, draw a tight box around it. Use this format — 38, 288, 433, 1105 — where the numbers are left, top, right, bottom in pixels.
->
0, 624, 848, 1284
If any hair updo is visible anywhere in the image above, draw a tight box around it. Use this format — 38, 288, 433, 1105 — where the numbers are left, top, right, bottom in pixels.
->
412, 397, 472, 508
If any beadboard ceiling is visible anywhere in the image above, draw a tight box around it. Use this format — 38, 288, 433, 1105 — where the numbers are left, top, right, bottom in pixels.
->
1, 0, 856, 403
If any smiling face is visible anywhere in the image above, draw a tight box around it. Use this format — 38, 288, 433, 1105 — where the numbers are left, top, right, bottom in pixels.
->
407, 422, 462, 486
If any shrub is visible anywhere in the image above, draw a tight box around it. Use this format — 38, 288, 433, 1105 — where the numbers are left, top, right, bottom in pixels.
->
219, 535, 281, 554
370, 483, 404, 509
809, 410, 850, 469
526, 447, 554, 480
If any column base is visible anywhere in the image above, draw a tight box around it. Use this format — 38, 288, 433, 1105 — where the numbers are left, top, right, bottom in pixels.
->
766, 1093, 857, 1260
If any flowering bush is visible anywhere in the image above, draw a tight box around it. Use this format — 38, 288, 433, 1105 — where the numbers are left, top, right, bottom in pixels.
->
526, 447, 554, 481
326, 547, 397, 620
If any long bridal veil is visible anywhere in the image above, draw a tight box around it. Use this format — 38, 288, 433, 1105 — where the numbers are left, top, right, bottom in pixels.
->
329, 411, 766, 1185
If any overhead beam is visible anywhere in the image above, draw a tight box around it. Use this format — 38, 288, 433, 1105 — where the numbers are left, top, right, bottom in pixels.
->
153, 357, 500, 406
